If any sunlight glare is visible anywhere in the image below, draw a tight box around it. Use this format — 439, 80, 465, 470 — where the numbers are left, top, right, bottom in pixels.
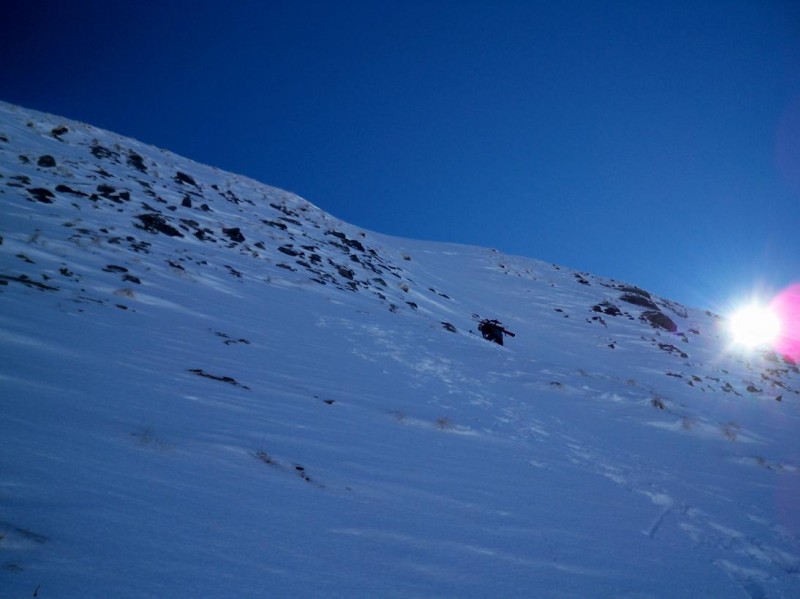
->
729, 304, 781, 349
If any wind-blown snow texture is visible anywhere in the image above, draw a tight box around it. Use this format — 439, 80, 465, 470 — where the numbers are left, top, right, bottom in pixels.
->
1, 101, 799, 598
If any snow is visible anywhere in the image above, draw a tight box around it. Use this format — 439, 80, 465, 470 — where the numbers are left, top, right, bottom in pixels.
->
1, 100, 799, 598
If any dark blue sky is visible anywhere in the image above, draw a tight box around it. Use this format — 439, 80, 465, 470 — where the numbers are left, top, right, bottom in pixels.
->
4, 0, 799, 310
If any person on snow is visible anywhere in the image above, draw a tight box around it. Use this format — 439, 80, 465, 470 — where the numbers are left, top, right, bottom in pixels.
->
478, 319, 515, 346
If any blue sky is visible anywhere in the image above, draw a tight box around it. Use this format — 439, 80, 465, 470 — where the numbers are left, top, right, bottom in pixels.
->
4, 0, 799, 310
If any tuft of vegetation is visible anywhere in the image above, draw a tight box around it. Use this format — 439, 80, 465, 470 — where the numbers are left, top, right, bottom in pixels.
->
436, 416, 453, 430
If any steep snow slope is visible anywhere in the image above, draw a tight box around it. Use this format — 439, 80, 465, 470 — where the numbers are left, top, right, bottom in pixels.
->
1, 101, 799, 598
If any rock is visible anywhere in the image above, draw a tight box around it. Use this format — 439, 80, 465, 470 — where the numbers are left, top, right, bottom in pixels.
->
641, 310, 678, 332
127, 151, 147, 173
37, 155, 56, 167
620, 293, 659, 310
222, 227, 245, 243
135, 213, 184, 237
174, 171, 198, 187
27, 187, 55, 203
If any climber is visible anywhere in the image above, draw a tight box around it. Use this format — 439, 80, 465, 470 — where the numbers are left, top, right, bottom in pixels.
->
478, 319, 515, 346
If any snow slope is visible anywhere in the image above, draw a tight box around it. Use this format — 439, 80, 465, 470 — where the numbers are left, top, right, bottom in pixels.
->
1, 101, 799, 598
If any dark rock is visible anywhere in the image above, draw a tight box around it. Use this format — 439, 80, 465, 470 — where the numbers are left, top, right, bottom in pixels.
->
620, 293, 659, 310
103, 265, 128, 273
181, 196, 192, 208
278, 245, 301, 257
8, 175, 31, 187
262, 219, 288, 230
135, 213, 184, 237
658, 343, 688, 359
441, 322, 457, 333
222, 227, 245, 243
174, 171, 198, 187
27, 188, 55, 203
337, 266, 355, 280
592, 301, 622, 316
616, 284, 652, 298
96, 184, 116, 198
51, 125, 68, 139
90, 144, 119, 160
123, 274, 141, 284
37, 155, 56, 167
127, 151, 147, 173
188, 368, 249, 390
55, 184, 88, 197
641, 310, 678, 332
0, 274, 58, 291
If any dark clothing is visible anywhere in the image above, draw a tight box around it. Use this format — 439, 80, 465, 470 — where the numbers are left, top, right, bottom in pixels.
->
478, 320, 506, 345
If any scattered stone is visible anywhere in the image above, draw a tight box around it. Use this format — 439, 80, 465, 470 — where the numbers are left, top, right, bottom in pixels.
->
103, 265, 128, 273
90, 143, 119, 160
278, 245, 301, 257
222, 227, 245, 243
175, 171, 198, 187
591, 301, 622, 316
262, 219, 288, 230
135, 213, 184, 237
188, 368, 250, 390
0, 274, 58, 291
55, 184, 88, 197
27, 187, 55, 203
658, 343, 688, 359
51, 125, 68, 139
37, 155, 56, 167
336, 266, 355, 280
641, 310, 678, 332
620, 293, 659, 310
127, 151, 147, 173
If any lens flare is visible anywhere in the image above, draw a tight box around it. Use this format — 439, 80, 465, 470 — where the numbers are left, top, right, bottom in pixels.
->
729, 304, 781, 348
770, 284, 800, 362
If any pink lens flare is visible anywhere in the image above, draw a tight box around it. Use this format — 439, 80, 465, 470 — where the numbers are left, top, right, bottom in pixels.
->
770, 284, 800, 362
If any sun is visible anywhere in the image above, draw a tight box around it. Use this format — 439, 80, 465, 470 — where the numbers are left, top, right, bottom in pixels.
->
728, 304, 781, 349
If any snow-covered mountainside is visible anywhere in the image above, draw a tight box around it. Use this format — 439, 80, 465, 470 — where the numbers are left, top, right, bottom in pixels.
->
1, 100, 799, 598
